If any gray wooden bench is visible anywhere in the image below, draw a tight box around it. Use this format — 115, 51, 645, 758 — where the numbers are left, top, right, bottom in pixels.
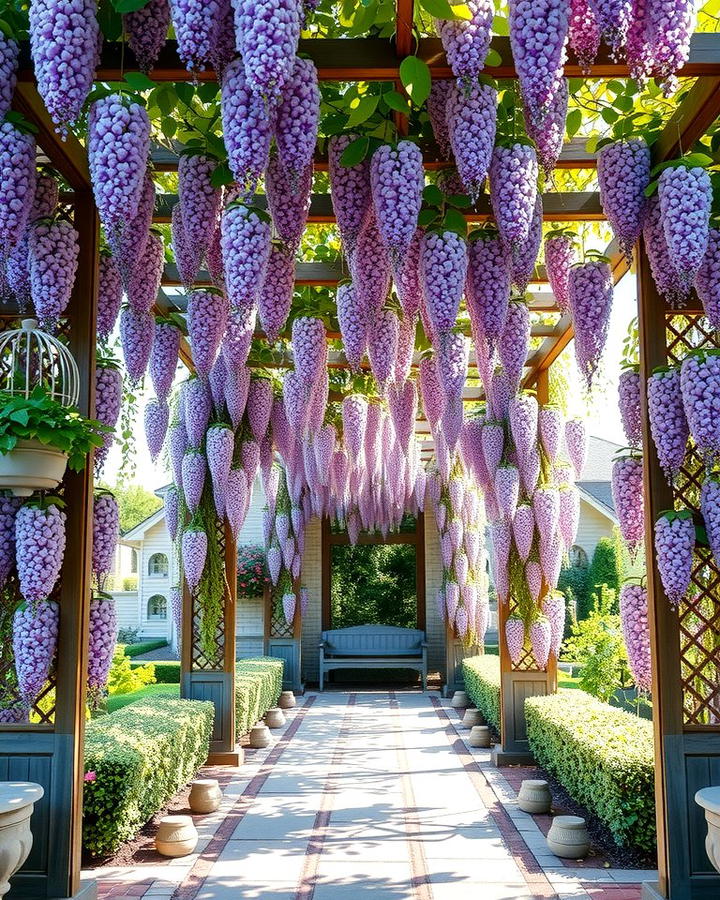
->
319, 624, 427, 690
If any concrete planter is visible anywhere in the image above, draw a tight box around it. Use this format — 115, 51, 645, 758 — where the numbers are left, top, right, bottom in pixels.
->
189, 779, 222, 815
155, 815, 198, 858
0, 782, 44, 899
450, 690, 468, 709
265, 708, 286, 729
468, 726, 491, 748
249, 724, 271, 748
547, 816, 590, 859
462, 708, 484, 728
0, 439, 68, 497
518, 779, 552, 814
278, 691, 296, 709
695, 787, 720, 873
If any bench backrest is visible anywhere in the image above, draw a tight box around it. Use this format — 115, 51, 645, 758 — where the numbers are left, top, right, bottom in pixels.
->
321, 624, 424, 656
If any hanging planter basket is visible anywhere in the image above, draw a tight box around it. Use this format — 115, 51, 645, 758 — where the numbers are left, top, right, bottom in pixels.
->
0, 439, 69, 497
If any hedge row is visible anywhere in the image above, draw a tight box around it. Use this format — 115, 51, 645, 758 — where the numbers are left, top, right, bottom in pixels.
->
123, 639, 168, 658
461, 655, 501, 732
83, 698, 214, 856
525, 692, 655, 851
235, 657, 284, 738
130, 660, 181, 683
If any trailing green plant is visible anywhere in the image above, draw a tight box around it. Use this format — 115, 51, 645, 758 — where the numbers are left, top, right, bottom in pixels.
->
461, 655, 501, 733
525, 691, 655, 851
563, 586, 630, 702
196, 485, 227, 662
0, 386, 107, 470
235, 656, 284, 739
83, 698, 214, 855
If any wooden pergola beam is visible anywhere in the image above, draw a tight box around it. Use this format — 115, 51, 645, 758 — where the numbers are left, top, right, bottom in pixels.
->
18, 33, 719, 83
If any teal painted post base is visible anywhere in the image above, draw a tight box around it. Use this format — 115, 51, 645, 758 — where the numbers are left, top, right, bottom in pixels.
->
50, 880, 97, 900
266, 638, 302, 691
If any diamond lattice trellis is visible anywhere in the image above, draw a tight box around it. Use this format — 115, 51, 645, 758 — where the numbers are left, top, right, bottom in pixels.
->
665, 313, 720, 726
190, 516, 227, 671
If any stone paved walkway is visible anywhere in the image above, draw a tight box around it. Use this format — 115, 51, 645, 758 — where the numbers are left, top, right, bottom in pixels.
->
87, 692, 656, 900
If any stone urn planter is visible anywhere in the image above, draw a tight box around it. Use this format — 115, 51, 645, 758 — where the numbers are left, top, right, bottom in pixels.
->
547, 816, 590, 859
155, 815, 198, 858
249, 723, 271, 748
0, 439, 68, 497
518, 779, 552, 814
188, 779, 222, 815
450, 690, 468, 709
468, 725, 491, 748
278, 691, 296, 709
695, 787, 720, 873
265, 708, 286, 729
0, 782, 44, 899
462, 708, 484, 728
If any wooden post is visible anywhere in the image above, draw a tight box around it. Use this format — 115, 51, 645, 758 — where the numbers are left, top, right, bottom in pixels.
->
637, 244, 720, 900
493, 367, 558, 765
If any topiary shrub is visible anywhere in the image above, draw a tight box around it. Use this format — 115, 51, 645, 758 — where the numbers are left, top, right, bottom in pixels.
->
123, 639, 168, 658
130, 660, 180, 683
83, 698, 214, 856
461, 655, 501, 732
235, 656, 284, 738
525, 691, 655, 851
586, 537, 622, 613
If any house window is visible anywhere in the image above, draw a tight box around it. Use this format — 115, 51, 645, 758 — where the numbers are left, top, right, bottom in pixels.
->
130, 549, 138, 574
147, 594, 167, 620
569, 545, 589, 568
148, 553, 169, 577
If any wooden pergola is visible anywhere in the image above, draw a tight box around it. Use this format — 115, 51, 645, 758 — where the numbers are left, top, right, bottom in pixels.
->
2, 8, 720, 899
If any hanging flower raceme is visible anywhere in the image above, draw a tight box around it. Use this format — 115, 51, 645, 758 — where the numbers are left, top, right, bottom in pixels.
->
654, 511, 695, 608
233, 0, 301, 99
427, 82, 453, 159
446, 79, 497, 202
165, 485, 180, 543
647, 0, 698, 95
658, 164, 712, 299
266, 154, 312, 254
643, 195, 683, 305
529, 617, 551, 669
597, 138, 651, 262
28, 217, 79, 330
187, 288, 228, 378
342, 394, 369, 464
337, 282, 368, 373
509, 392, 539, 462
247, 376, 274, 443
0, 122, 36, 259
274, 56, 319, 181
172, 200, 202, 290
127, 229, 164, 315
611, 453, 645, 556
465, 228, 511, 351
498, 299, 530, 393
178, 152, 222, 264
182, 525, 207, 592
13, 599, 59, 706
168, 0, 222, 71
701, 475, 720, 569
111, 173, 155, 290
144, 397, 169, 461
542, 591, 565, 658
694, 226, 720, 331
524, 78, 568, 177
292, 316, 327, 387
120, 306, 155, 385
565, 418, 587, 478
544, 232, 575, 313
680, 350, 720, 464
125, 0, 170, 74
568, 256, 614, 389
489, 142, 539, 253
368, 308, 399, 389
221, 202, 272, 310
435, 0, 493, 89
351, 212, 392, 324
207, 424, 234, 518
96, 254, 123, 343
220, 59, 273, 198
0, 31, 18, 121
183, 377, 212, 447
539, 406, 563, 462
150, 320, 182, 402
94, 361, 122, 474
419, 355, 446, 435
16, 498, 66, 605
86, 594, 118, 707
505, 617, 526, 665
509, 194, 543, 293
328, 134, 372, 258
0, 496, 21, 590
420, 230, 468, 339
619, 582, 652, 692
618, 366, 642, 447
370, 141, 424, 265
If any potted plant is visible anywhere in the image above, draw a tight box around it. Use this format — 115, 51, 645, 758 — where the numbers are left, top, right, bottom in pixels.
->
236, 544, 270, 599
0, 386, 106, 496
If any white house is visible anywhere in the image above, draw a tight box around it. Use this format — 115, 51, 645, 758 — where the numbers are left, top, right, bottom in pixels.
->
571, 435, 621, 568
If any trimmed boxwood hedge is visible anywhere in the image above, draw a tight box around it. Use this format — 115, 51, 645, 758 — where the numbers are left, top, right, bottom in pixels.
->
130, 660, 181, 683
235, 656, 284, 738
123, 639, 168, 658
83, 698, 214, 856
461, 655, 501, 732
525, 691, 655, 851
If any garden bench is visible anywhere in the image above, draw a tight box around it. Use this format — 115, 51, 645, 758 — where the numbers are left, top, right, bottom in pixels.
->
319, 624, 427, 690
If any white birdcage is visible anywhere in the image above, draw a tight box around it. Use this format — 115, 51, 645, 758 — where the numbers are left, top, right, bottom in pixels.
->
0, 318, 79, 408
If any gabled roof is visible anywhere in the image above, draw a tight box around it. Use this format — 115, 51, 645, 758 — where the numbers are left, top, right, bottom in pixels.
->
575, 435, 622, 520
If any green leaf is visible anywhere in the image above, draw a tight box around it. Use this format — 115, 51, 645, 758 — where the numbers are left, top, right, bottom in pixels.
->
492, 15, 509, 36
613, 94, 634, 113
423, 184, 444, 206
345, 94, 379, 128
601, 107, 619, 124
566, 108, 582, 139
124, 71, 156, 92
418, 0, 470, 19
485, 47, 502, 68
442, 207, 467, 236
418, 208, 440, 229
399, 56, 431, 107
161, 118, 177, 138
339, 135, 370, 166
210, 161, 233, 187
113, 0, 150, 11
174, 82, 195, 108
383, 90, 411, 115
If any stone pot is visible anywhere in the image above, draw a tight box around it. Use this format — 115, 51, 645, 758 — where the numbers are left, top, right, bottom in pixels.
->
468, 726, 491, 748
518, 779, 552, 814
265, 708, 286, 729
695, 786, 720, 873
462, 708, 484, 728
278, 691, 296, 709
249, 723, 271, 748
188, 779, 222, 815
450, 690, 468, 709
0, 440, 68, 498
0, 782, 44, 899
155, 815, 198, 858
547, 816, 590, 859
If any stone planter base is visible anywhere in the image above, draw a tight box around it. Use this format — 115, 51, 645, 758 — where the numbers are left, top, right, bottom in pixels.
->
249, 724, 271, 748
278, 691, 296, 709
265, 708, 286, 729
695, 787, 720, 873
468, 726, 491, 748
0, 781, 44, 899
462, 708, 484, 728
155, 815, 198, 858
518, 779, 552, 814
450, 690, 468, 709
547, 815, 590, 859
189, 779, 221, 814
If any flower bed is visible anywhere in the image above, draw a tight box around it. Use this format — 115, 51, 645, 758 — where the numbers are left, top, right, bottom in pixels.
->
235, 656, 284, 739
82, 697, 214, 856
461, 655, 501, 732
237, 544, 271, 599
525, 691, 655, 851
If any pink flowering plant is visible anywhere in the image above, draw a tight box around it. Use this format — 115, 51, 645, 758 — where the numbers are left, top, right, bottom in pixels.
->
237, 543, 270, 598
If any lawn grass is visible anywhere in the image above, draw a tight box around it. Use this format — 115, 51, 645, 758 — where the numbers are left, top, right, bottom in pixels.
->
558, 671, 582, 690
105, 683, 179, 713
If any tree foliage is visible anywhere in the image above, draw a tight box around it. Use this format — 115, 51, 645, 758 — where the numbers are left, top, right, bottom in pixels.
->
587, 536, 622, 611
100, 481, 162, 533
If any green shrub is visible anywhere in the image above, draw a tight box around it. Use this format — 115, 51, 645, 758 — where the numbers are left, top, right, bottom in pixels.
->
558, 563, 589, 624
587, 537, 622, 612
235, 657, 284, 738
105, 684, 179, 713
131, 660, 181, 683
123, 575, 138, 591
124, 639, 168, 658
83, 698, 214, 856
461, 655, 501, 732
525, 691, 655, 851
107, 647, 155, 696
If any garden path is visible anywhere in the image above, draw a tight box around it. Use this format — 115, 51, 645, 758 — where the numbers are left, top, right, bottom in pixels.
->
88, 692, 656, 900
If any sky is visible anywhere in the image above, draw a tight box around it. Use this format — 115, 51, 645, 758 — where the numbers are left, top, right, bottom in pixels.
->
103, 273, 638, 494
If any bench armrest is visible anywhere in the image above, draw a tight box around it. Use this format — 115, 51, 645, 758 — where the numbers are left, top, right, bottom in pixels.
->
421, 640, 429, 648
319, 640, 326, 648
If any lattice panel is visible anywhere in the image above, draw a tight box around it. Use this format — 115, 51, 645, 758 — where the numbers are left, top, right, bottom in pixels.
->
506, 595, 539, 672
190, 516, 226, 671
270, 606, 294, 639
665, 313, 720, 725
